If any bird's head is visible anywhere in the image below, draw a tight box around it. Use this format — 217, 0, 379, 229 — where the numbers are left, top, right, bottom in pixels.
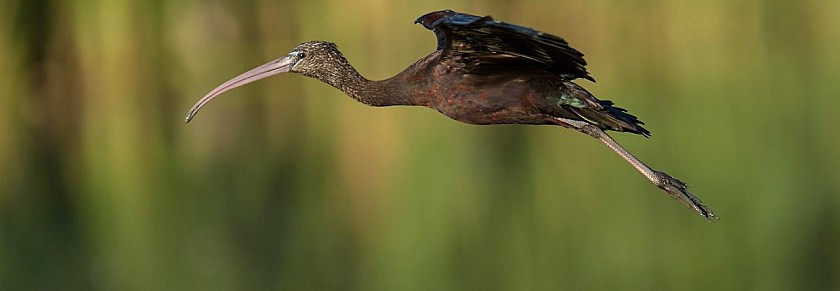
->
185, 41, 345, 123
287, 41, 347, 77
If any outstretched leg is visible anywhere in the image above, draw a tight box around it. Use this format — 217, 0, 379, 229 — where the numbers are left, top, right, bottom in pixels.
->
556, 118, 717, 221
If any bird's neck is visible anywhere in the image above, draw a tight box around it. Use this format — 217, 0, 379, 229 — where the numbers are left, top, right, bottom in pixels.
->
312, 57, 417, 107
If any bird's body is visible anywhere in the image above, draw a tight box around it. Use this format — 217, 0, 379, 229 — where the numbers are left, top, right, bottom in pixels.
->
186, 10, 716, 220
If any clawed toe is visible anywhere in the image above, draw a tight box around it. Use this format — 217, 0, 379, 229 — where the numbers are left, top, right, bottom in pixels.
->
654, 171, 717, 221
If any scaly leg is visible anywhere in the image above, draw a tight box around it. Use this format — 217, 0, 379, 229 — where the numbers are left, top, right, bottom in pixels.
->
557, 118, 717, 221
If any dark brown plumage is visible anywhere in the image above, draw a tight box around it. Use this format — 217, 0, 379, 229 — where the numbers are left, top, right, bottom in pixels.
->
186, 10, 716, 220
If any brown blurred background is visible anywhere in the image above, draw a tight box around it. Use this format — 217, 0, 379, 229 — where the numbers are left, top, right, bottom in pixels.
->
2, 0, 839, 290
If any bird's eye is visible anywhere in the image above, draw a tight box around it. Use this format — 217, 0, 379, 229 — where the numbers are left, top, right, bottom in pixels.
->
298, 52, 306, 58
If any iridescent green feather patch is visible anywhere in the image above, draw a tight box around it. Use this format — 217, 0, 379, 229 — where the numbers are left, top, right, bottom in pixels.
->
556, 93, 586, 108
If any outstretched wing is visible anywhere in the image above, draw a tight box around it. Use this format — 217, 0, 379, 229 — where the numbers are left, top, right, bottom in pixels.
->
415, 10, 594, 82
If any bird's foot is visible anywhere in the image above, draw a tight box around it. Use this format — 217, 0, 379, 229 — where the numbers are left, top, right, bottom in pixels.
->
654, 171, 718, 221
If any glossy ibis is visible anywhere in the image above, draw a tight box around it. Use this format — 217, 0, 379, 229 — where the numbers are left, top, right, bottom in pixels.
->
186, 10, 716, 221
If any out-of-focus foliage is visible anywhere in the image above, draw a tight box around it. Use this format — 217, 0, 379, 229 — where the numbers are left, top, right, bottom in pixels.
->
2, 0, 839, 290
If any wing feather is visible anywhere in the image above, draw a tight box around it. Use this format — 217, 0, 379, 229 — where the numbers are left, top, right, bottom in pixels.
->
416, 10, 594, 82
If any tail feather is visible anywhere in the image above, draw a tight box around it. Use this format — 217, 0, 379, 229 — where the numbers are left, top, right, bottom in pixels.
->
570, 99, 651, 137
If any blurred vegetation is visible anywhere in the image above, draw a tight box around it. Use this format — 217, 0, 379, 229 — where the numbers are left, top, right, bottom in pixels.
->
2, 0, 839, 290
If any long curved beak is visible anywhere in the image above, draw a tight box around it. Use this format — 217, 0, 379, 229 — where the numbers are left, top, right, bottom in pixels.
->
185, 55, 297, 123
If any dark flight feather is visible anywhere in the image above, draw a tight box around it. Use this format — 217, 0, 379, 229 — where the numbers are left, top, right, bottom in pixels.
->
416, 10, 595, 82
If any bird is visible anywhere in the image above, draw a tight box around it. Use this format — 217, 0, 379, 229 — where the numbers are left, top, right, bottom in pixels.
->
186, 10, 716, 221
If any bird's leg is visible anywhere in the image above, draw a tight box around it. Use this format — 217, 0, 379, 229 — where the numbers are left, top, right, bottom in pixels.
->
556, 118, 717, 221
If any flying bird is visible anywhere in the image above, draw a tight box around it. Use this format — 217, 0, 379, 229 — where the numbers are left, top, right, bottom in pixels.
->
186, 10, 716, 220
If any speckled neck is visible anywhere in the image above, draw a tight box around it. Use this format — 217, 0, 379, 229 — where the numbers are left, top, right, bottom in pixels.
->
306, 54, 416, 107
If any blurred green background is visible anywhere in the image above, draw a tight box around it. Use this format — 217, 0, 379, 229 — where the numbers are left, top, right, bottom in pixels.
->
2, 0, 839, 290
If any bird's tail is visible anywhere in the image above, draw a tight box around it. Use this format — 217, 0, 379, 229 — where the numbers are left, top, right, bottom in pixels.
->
570, 100, 651, 137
